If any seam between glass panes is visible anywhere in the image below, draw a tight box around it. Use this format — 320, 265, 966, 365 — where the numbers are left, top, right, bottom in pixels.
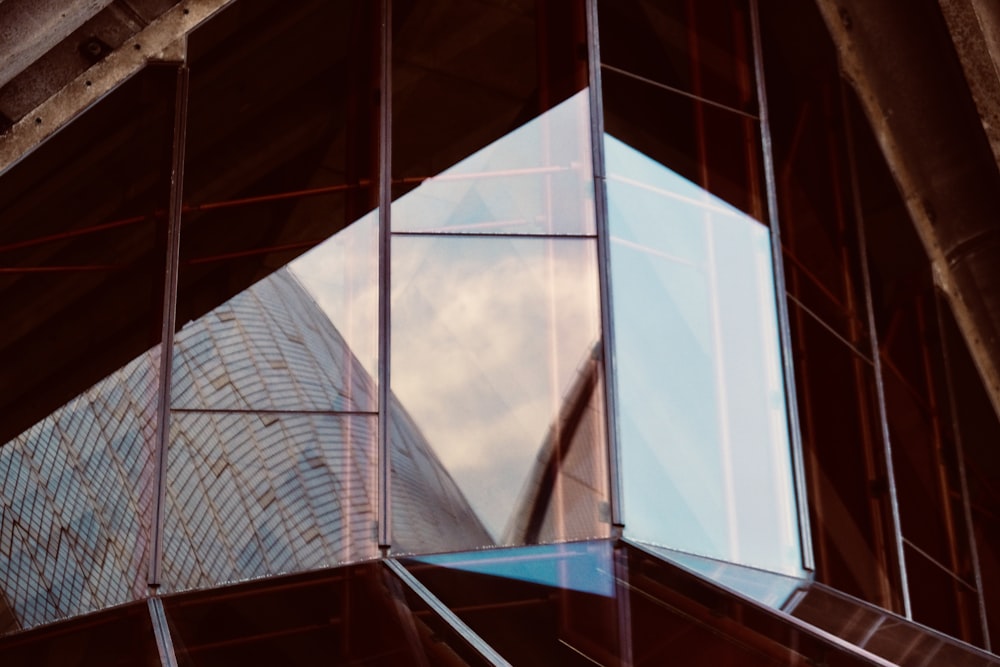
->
600, 63, 761, 121
149, 63, 189, 590
750, 0, 814, 574
377, 0, 393, 553
586, 0, 624, 532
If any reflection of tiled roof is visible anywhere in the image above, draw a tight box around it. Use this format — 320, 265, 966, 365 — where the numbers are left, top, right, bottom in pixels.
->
0, 267, 488, 632
505, 345, 609, 546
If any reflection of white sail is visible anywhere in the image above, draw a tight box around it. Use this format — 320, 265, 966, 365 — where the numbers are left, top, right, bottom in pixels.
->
504, 343, 609, 546
0, 268, 488, 632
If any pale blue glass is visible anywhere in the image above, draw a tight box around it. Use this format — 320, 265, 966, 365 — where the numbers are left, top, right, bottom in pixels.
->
607, 134, 802, 575
391, 91, 595, 236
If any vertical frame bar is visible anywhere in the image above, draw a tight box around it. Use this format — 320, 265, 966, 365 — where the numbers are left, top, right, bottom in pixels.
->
149, 62, 189, 588
384, 560, 511, 666
748, 0, 815, 572
841, 80, 912, 617
377, 0, 393, 552
148, 597, 180, 667
584, 0, 624, 532
934, 287, 992, 650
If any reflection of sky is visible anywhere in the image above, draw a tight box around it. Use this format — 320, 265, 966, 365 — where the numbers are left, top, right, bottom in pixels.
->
607, 134, 801, 575
290, 93, 602, 543
409, 541, 614, 597
391, 236, 600, 539
290, 211, 379, 382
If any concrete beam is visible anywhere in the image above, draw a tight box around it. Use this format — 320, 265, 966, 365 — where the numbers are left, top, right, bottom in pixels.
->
0, 0, 237, 176
0, 0, 116, 90
815, 0, 1000, 420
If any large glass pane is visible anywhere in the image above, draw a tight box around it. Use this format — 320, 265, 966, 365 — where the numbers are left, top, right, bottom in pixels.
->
602, 68, 765, 219
392, 0, 589, 205
172, 237, 378, 413
637, 542, 805, 608
402, 542, 621, 665
787, 300, 898, 606
786, 578, 1000, 667
175, 0, 379, 411
607, 134, 801, 575
390, 236, 607, 552
392, 91, 594, 236
0, 352, 159, 632
402, 541, 887, 665
598, 0, 757, 114
164, 562, 494, 666
161, 410, 377, 593
0, 66, 176, 630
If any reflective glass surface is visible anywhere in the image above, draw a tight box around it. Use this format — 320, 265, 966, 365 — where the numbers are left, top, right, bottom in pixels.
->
637, 542, 804, 608
606, 135, 801, 574
390, 236, 607, 551
787, 579, 1000, 667
0, 67, 174, 631
162, 411, 377, 593
598, 0, 757, 114
602, 68, 765, 219
289, 212, 380, 385
0, 351, 159, 631
392, 0, 588, 201
787, 300, 896, 605
164, 562, 494, 666
176, 0, 378, 410
0, 600, 160, 666
392, 91, 595, 236
172, 230, 378, 413
402, 541, 885, 666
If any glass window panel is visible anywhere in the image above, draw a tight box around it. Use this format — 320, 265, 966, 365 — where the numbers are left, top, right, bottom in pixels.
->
403, 542, 885, 666
164, 562, 489, 666
172, 220, 378, 413
598, 0, 757, 114
763, 24, 872, 348
0, 66, 175, 629
402, 542, 622, 666
635, 541, 805, 608
0, 66, 172, 448
606, 135, 800, 575
787, 300, 898, 606
0, 600, 159, 666
390, 236, 607, 553
161, 413, 377, 594
177, 0, 379, 404
0, 351, 159, 631
602, 68, 766, 219
904, 543, 985, 648
391, 91, 595, 235
882, 370, 957, 570
786, 578, 1000, 667
392, 0, 588, 202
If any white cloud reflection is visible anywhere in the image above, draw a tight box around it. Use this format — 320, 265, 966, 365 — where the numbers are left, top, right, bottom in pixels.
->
290, 92, 602, 542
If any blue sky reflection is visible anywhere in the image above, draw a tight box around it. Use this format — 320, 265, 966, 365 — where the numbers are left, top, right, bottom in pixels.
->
607, 134, 802, 576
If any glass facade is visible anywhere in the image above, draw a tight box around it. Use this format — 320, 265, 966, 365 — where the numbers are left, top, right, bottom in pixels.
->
0, 0, 999, 664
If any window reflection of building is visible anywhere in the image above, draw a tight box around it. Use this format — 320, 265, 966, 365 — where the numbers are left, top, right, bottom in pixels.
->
0, 0, 999, 663
0, 267, 490, 626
